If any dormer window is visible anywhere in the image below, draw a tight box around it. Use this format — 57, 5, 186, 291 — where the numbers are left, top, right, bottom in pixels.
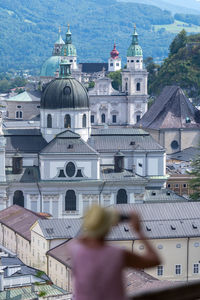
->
186, 117, 191, 123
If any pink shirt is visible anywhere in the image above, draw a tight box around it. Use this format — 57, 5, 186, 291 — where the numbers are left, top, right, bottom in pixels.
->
70, 239, 127, 300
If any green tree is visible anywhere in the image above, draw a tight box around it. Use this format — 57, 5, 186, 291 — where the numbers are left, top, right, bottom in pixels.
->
188, 152, 200, 200
144, 57, 160, 95
169, 29, 187, 55
107, 70, 122, 91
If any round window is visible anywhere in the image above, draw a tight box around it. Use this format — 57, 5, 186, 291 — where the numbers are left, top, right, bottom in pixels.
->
176, 244, 181, 248
139, 245, 144, 250
171, 140, 179, 150
63, 86, 71, 96
66, 162, 76, 177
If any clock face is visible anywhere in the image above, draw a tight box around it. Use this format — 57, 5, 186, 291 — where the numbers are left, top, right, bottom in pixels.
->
66, 162, 76, 177
63, 86, 71, 96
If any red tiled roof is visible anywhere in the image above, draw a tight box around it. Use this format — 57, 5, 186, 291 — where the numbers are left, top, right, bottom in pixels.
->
0, 205, 46, 241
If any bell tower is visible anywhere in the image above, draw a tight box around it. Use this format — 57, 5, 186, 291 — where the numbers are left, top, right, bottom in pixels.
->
108, 43, 121, 72
121, 24, 148, 124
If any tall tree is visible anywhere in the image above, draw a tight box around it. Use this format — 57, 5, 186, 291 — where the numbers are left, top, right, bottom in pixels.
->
169, 29, 187, 55
189, 152, 200, 200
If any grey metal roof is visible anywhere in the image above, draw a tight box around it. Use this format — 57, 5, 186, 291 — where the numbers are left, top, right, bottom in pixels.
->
138, 86, 200, 130
0, 284, 67, 300
5, 135, 47, 153
101, 167, 146, 182
80, 62, 108, 73
6, 167, 40, 183
111, 202, 200, 221
40, 130, 98, 154
168, 147, 200, 162
37, 218, 82, 239
144, 189, 186, 202
88, 133, 163, 152
3, 129, 41, 136
37, 202, 200, 240
91, 128, 149, 136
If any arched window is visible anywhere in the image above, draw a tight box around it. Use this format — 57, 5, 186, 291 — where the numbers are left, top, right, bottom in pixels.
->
13, 190, 24, 207
65, 190, 76, 211
64, 114, 71, 128
101, 113, 105, 123
47, 114, 52, 128
82, 114, 86, 128
136, 82, 141, 91
116, 189, 127, 204
16, 111, 23, 119
125, 82, 128, 91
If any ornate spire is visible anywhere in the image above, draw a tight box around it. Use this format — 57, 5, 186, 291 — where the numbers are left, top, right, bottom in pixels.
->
132, 23, 139, 45
66, 24, 72, 44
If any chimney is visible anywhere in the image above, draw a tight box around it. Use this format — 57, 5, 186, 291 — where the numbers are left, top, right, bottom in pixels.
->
12, 153, 23, 174
0, 270, 4, 292
114, 151, 124, 173
132, 165, 136, 175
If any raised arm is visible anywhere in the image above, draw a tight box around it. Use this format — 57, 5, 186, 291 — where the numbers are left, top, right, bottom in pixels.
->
124, 212, 161, 269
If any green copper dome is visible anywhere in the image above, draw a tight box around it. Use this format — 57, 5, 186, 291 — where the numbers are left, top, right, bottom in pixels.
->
61, 25, 77, 57
127, 26, 143, 57
40, 56, 62, 77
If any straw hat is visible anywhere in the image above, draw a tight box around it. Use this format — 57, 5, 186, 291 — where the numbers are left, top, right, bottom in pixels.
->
82, 205, 118, 238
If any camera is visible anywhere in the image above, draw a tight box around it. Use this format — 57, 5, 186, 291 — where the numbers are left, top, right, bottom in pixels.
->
118, 214, 131, 222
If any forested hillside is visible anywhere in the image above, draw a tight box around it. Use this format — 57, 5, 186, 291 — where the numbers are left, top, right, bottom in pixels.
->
0, 0, 175, 73
147, 30, 200, 101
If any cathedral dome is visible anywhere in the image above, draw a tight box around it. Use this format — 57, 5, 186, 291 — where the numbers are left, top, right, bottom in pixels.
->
40, 56, 62, 77
61, 25, 77, 57
41, 77, 89, 109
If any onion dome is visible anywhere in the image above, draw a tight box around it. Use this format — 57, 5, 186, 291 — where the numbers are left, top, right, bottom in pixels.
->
127, 24, 143, 57
61, 24, 77, 57
41, 60, 89, 109
110, 43, 119, 59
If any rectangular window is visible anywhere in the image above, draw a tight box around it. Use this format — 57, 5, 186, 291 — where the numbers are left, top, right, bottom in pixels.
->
112, 115, 117, 123
167, 184, 171, 188
157, 265, 163, 276
116, 63, 119, 66
91, 115, 94, 123
194, 264, 199, 274
175, 184, 179, 188
183, 183, 187, 188
175, 264, 181, 275
110, 63, 113, 66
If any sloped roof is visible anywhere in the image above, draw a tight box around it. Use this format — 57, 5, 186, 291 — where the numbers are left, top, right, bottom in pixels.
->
6, 90, 41, 102
168, 147, 200, 162
138, 86, 200, 129
80, 63, 108, 73
40, 130, 98, 154
0, 205, 46, 241
89, 128, 163, 152
37, 218, 81, 239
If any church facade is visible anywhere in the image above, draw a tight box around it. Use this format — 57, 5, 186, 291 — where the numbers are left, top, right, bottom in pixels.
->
40, 25, 148, 126
0, 59, 181, 218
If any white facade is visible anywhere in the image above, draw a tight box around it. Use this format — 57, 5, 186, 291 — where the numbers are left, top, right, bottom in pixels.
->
40, 108, 91, 142
108, 57, 121, 72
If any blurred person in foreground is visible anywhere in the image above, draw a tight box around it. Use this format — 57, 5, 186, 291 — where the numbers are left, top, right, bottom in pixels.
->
69, 205, 161, 300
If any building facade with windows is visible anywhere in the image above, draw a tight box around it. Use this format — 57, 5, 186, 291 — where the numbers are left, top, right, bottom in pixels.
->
89, 26, 148, 126
0, 59, 173, 218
